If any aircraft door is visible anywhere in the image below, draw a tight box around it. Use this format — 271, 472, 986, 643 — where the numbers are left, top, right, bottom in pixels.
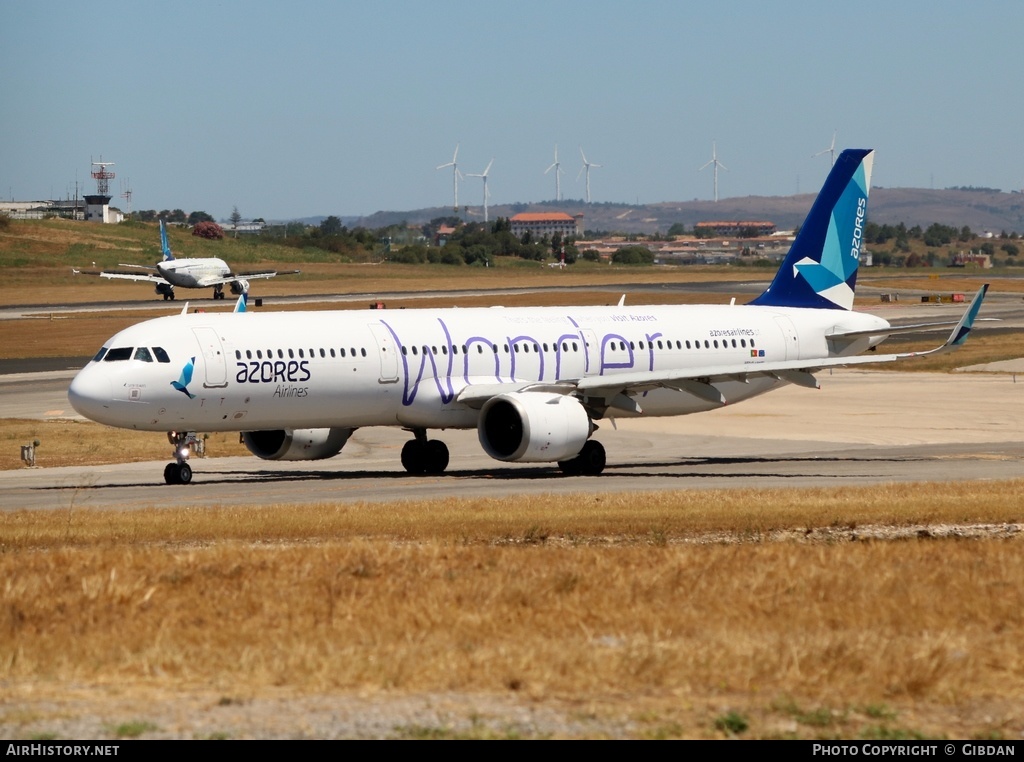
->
773, 316, 800, 361
192, 327, 228, 388
581, 329, 600, 375
369, 323, 400, 384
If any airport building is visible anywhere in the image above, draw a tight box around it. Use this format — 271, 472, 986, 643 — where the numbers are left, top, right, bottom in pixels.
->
694, 220, 777, 237
510, 212, 583, 240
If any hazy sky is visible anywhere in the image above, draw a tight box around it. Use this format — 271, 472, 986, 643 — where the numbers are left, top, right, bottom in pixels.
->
3, 1, 1021, 221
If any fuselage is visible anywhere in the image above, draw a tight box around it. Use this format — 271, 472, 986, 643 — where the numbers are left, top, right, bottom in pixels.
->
67, 302, 892, 433
156, 258, 231, 289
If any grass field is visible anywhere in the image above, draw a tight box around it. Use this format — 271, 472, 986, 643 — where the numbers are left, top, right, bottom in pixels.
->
3, 485, 1023, 740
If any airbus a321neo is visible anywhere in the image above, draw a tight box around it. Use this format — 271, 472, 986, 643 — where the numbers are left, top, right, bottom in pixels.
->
68, 149, 989, 484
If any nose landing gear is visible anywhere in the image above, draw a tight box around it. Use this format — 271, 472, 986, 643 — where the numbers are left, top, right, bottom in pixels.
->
164, 431, 199, 484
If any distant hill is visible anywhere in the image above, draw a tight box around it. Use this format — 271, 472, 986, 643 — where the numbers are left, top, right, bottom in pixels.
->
354, 188, 1024, 236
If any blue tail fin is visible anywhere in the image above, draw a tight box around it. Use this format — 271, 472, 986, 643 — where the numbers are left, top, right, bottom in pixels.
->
750, 148, 874, 310
159, 220, 174, 261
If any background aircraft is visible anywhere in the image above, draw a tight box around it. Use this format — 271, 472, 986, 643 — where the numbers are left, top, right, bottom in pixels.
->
68, 150, 988, 484
76, 220, 299, 300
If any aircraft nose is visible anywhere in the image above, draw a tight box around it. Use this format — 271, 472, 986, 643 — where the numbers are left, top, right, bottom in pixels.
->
68, 367, 113, 422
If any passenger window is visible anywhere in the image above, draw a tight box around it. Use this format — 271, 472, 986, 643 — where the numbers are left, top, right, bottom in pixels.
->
340, 348, 347, 357
134, 347, 153, 362
361, 348, 366, 357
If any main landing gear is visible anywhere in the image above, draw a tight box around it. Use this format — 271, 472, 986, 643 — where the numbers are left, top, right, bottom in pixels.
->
164, 431, 199, 485
400, 428, 450, 475
212, 284, 226, 300
558, 440, 606, 476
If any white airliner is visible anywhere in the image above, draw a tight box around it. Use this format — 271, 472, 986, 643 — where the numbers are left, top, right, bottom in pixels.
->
77, 220, 299, 300
68, 149, 989, 485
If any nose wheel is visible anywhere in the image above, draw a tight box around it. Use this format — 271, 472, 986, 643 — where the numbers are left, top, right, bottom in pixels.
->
164, 431, 198, 484
164, 461, 193, 485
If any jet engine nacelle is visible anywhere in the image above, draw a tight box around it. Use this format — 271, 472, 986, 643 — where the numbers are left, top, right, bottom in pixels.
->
242, 427, 353, 461
478, 392, 593, 463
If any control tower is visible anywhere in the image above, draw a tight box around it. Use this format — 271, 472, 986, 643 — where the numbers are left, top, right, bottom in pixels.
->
84, 159, 115, 223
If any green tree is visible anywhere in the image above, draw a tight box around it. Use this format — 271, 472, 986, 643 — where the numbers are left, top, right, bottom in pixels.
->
320, 216, 345, 236
611, 245, 654, 265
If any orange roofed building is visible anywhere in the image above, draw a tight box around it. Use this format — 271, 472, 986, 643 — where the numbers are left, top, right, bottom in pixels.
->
510, 212, 582, 240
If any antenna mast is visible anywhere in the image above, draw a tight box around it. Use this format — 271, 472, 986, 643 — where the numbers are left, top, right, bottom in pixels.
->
120, 178, 133, 216
90, 157, 115, 195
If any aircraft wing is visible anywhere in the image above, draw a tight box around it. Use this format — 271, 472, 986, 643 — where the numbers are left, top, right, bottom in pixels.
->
457, 285, 989, 414
195, 269, 301, 288
74, 269, 170, 285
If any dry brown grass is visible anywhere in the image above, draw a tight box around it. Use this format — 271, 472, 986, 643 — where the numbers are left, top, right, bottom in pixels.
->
2, 484, 1023, 739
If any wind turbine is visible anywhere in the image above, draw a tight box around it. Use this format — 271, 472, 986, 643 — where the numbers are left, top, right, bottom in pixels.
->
466, 159, 493, 222
813, 130, 837, 166
577, 146, 602, 203
545, 144, 564, 201
436, 144, 462, 212
699, 141, 728, 202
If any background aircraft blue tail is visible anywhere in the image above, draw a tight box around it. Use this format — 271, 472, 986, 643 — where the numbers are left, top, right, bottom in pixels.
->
159, 220, 175, 261
749, 148, 874, 310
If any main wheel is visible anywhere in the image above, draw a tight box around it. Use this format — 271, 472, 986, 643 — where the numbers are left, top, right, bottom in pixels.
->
425, 440, 449, 474
401, 440, 427, 474
164, 462, 178, 484
577, 440, 606, 476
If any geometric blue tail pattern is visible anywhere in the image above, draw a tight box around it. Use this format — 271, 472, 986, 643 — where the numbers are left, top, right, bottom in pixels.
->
749, 148, 874, 310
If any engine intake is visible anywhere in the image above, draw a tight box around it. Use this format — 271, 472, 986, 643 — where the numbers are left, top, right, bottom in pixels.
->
478, 392, 592, 463
242, 427, 353, 461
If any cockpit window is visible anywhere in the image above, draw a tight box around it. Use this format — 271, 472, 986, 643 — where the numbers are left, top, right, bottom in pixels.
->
92, 347, 108, 362
104, 347, 134, 362
134, 347, 153, 362
153, 347, 171, 363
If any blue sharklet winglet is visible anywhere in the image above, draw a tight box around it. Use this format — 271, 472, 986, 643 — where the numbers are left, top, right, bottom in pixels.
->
945, 283, 988, 348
